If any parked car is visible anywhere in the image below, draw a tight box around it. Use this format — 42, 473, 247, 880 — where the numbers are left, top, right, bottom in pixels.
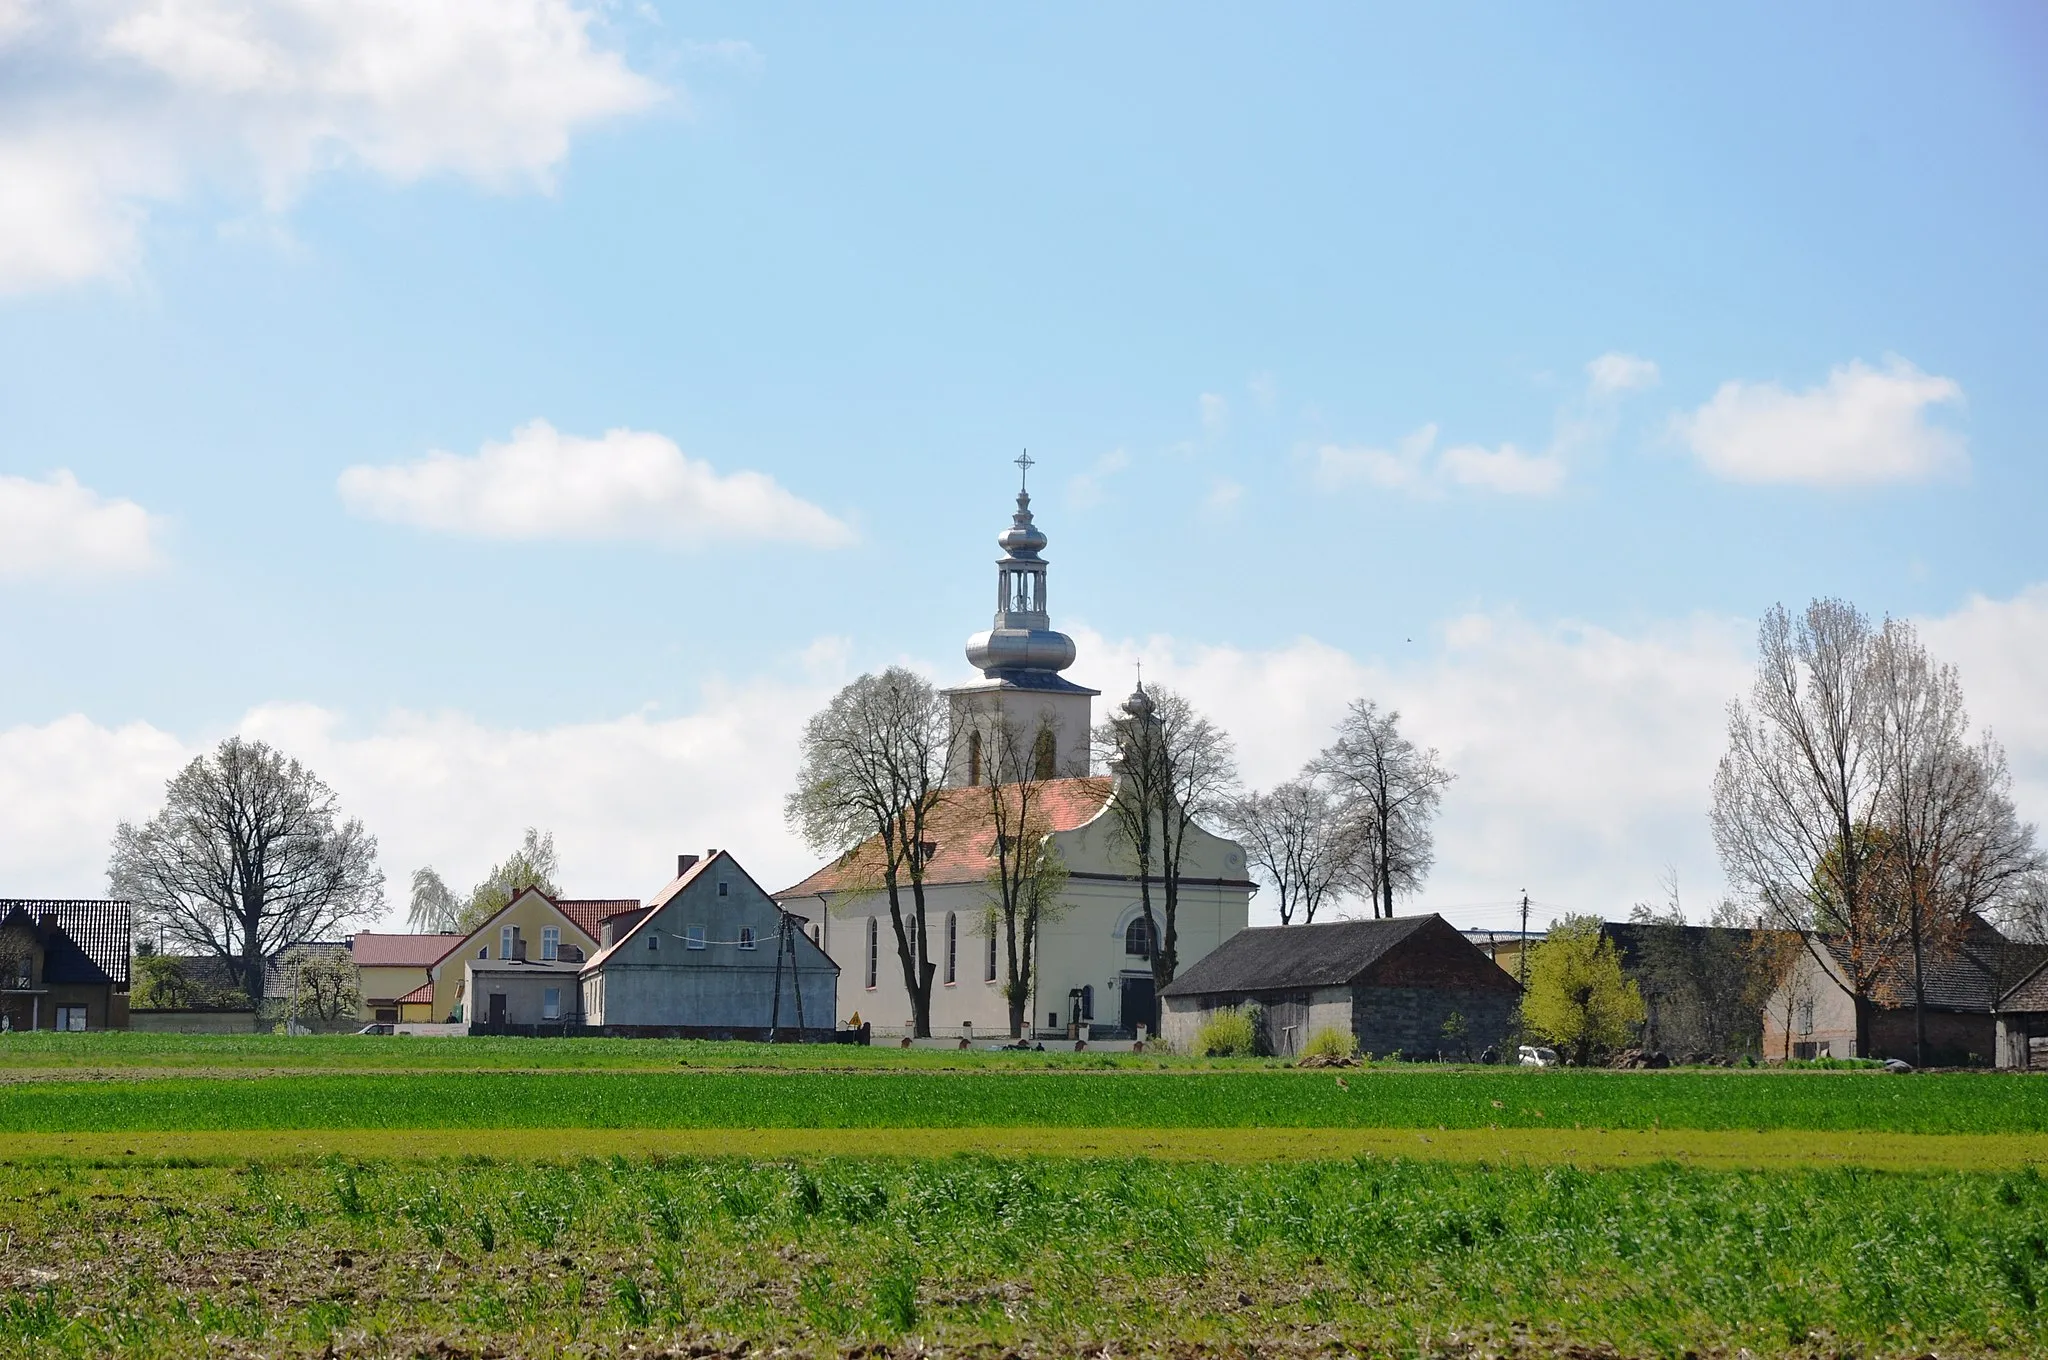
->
1517, 1044, 1559, 1067
355, 1023, 395, 1035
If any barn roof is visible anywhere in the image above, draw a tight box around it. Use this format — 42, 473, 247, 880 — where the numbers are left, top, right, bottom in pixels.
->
1818, 916, 2048, 1014
1162, 915, 1444, 996
2002, 957, 2048, 1014
776, 777, 1115, 898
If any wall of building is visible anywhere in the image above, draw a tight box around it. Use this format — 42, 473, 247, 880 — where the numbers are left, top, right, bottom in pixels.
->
944, 686, 1095, 787
1, 982, 125, 1030
357, 964, 434, 1022
464, 963, 584, 1027
429, 894, 598, 1021
1761, 948, 1861, 1059
1158, 985, 1351, 1054
129, 1010, 263, 1034
1353, 984, 1516, 1058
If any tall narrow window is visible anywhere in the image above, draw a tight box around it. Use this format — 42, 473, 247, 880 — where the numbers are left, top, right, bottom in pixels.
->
686, 925, 706, 950
944, 912, 958, 985
542, 987, 561, 1021
865, 917, 878, 989
738, 925, 756, 950
541, 927, 560, 962
500, 926, 516, 961
1033, 728, 1057, 780
1081, 985, 1094, 1021
968, 730, 982, 786
1125, 916, 1155, 959
985, 927, 998, 983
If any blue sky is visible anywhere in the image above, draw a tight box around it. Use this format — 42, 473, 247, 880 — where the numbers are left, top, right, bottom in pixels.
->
2, 3, 2044, 928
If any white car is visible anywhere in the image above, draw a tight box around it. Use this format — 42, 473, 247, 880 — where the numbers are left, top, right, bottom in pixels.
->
1517, 1044, 1559, 1067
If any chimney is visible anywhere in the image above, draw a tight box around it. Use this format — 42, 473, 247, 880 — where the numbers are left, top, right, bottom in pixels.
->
513, 938, 527, 962
677, 854, 699, 877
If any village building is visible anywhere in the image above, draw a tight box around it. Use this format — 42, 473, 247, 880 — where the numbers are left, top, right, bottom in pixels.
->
1763, 914, 2048, 1067
424, 889, 637, 1023
0, 899, 132, 1031
351, 931, 464, 1024
1159, 914, 1521, 1057
581, 850, 837, 1037
775, 466, 1254, 1039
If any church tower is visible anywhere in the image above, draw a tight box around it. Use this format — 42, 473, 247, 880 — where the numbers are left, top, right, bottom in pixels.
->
943, 456, 1101, 787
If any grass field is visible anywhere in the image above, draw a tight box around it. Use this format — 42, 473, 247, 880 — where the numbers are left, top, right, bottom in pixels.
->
6, 1033, 2048, 1357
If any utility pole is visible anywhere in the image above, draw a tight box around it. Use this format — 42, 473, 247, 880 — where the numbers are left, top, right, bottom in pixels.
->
1517, 890, 1531, 991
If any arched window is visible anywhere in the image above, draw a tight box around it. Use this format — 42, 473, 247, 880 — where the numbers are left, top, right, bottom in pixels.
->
944, 911, 958, 985
865, 916, 878, 989
1124, 915, 1156, 959
1033, 727, 1057, 780
968, 730, 982, 786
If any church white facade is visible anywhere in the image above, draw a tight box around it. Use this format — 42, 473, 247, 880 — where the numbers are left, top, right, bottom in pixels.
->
775, 465, 1253, 1039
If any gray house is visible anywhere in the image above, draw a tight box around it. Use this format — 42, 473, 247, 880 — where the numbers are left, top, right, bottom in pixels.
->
580, 850, 838, 1038
1160, 914, 1521, 1057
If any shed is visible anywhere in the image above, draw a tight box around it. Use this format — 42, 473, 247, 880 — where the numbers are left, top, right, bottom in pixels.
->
580, 850, 839, 1039
1159, 914, 1520, 1057
1997, 958, 2048, 1072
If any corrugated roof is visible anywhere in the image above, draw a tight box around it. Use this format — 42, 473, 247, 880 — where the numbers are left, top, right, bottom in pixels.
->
1, 900, 131, 987
351, 932, 466, 968
775, 777, 1115, 898
1162, 915, 1440, 996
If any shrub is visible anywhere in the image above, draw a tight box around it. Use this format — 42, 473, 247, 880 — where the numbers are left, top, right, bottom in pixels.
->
1193, 1005, 1262, 1057
1300, 1026, 1357, 1061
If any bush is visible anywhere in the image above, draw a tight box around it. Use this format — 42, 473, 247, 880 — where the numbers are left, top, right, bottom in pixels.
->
1300, 1026, 1357, 1061
1193, 1005, 1262, 1057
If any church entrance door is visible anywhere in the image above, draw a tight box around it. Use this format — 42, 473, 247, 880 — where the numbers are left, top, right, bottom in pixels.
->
1120, 974, 1155, 1038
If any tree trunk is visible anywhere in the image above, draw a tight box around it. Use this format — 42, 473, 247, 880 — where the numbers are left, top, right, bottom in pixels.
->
1852, 991, 1874, 1059
1005, 915, 1025, 1039
909, 877, 934, 1038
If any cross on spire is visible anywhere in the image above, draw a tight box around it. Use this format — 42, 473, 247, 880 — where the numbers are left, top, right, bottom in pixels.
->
1015, 450, 1034, 490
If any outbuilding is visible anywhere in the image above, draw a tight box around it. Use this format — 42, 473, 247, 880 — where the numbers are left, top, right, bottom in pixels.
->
581, 850, 838, 1038
1160, 914, 1520, 1057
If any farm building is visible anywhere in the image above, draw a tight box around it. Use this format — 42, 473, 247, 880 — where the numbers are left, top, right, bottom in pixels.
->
1763, 914, 2048, 1066
1159, 914, 1521, 1057
582, 850, 837, 1038
0, 899, 131, 1031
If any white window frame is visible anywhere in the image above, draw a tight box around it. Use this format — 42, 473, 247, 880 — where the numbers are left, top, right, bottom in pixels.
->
738, 925, 756, 951
542, 987, 561, 1021
500, 925, 516, 961
541, 927, 560, 962
686, 925, 706, 951
56, 1005, 87, 1032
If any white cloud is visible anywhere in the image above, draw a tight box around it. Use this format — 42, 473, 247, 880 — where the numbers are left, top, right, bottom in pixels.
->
1312, 424, 1437, 493
1440, 442, 1565, 496
1674, 356, 1966, 486
1203, 478, 1244, 515
1586, 352, 1660, 396
0, 0, 663, 293
14, 587, 2043, 935
1065, 448, 1129, 511
0, 469, 163, 579
337, 420, 855, 548
1246, 372, 1277, 412
1198, 392, 1228, 436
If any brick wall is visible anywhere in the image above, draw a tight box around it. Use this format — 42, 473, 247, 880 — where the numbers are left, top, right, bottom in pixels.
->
1352, 983, 1518, 1058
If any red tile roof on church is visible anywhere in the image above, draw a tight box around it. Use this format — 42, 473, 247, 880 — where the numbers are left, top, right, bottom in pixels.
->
774, 776, 1115, 898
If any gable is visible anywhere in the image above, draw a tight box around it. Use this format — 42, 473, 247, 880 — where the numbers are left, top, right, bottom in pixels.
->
585, 851, 837, 974
1361, 916, 1524, 993
436, 888, 601, 975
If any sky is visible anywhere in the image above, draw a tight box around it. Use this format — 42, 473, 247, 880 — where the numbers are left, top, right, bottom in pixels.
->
3, 2, 2045, 934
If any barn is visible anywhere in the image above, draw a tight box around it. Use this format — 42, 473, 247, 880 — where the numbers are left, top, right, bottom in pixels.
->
1159, 914, 1521, 1057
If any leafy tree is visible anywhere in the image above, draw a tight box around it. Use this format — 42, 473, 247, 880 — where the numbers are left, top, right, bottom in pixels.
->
1310, 700, 1454, 918
978, 710, 1073, 1038
457, 828, 561, 933
271, 945, 360, 1023
129, 953, 247, 1011
110, 737, 383, 1007
787, 667, 959, 1037
407, 866, 463, 932
1522, 915, 1645, 1066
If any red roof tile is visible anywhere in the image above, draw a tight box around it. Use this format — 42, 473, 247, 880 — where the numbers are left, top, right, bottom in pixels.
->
556, 899, 641, 942
351, 932, 465, 968
395, 982, 434, 1005
775, 776, 1114, 898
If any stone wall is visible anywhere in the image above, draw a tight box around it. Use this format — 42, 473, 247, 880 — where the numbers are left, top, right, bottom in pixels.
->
1352, 983, 1517, 1059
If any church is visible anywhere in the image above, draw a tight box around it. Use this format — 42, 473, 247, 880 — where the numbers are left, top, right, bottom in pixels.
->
775, 462, 1253, 1040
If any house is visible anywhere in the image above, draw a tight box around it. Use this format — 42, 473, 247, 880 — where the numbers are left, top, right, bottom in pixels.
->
0, 899, 132, 1031
465, 957, 585, 1029
1996, 958, 2048, 1071
1159, 914, 1521, 1057
1763, 914, 2048, 1065
423, 888, 639, 1023
351, 931, 465, 1024
583, 850, 837, 1037
774, 476, 1253, 1039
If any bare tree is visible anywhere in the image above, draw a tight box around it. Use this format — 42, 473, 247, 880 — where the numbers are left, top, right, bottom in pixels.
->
979, 710, 1074, 1037
408, 867, 462, 932
1710, 600, 1901, 1057
274, 945, 361, 1024
1869, 617, 2043, 1063
109, 737, 383, 1008
1222, 777, 1353, 925
1094, 684, 1237, 1014
786, 667, 959, 1037
1311, 700, 1454, 918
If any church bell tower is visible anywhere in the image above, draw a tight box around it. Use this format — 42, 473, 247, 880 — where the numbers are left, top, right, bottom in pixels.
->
943, 456, 1101, 787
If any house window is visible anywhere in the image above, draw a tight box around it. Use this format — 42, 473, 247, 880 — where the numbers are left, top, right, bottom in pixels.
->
738, 926, 756, 951
1124, 916, 1156, 959
944, 912, 958, 985
718, 880, 730, 897
478, 946, 488, 960
985, 928, 998, 983
542, 987, 561, 1021
56, 1006, 87, 1031
648, 933, 659, 952
1033, 728, 1057, 780
865, 917, 878, 990
686, 925, 706, 950
541, 927, 560, 962
500, 926, 516, 961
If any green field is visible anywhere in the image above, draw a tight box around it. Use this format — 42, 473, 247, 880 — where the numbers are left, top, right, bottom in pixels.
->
5, 1034, 2047, 1357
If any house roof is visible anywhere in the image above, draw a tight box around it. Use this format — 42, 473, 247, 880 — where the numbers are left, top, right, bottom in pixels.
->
351, 932, 466, 968
2001, 957, 2048, 1014
774, 777, 1116, 898
581, 854, 717, 971
1162, 915, 1441, 997
557, 899, 642, 941
1817, 915, 2048, 1014
1, 899, 131, 987
395, 982, 434, 1006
